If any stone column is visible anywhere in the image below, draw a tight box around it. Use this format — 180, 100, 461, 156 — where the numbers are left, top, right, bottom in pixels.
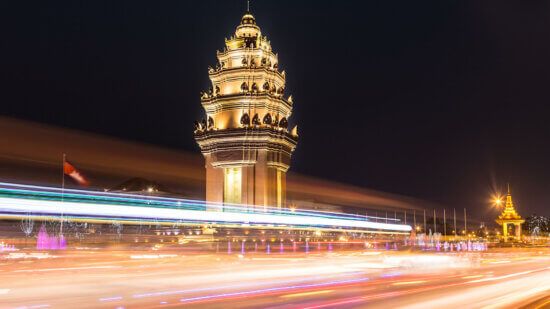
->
205, 155, 224, 211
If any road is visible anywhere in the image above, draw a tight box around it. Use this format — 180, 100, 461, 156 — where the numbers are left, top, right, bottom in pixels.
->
1, 247, 549, 308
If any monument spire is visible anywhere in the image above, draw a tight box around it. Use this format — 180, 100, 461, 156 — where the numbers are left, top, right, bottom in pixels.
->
194, 10, 298, 210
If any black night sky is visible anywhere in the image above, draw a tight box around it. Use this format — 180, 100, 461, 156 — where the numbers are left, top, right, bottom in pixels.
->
2, 1, 550, 218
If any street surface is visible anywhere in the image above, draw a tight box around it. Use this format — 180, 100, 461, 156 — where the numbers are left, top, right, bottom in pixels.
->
1, 247, 549, 308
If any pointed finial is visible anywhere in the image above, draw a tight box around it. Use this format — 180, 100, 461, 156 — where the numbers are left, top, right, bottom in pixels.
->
247, 0, 250, 12
507, 183, 511, 194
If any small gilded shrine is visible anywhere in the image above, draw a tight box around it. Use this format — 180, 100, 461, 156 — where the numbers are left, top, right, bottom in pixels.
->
495, 186, 525, 241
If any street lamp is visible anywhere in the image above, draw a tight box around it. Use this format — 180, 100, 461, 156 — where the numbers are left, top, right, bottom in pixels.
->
493, 195, 503, 207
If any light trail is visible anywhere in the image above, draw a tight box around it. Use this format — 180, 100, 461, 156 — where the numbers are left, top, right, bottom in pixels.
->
131, 272, 366, 299
2, 249, 548, 308
391, 280, 427, 286
466, 266, 550, 283
13, 265, 122, 273
0, 182, 401, 222
178, 277, 371, 304
0, 182, 412, 233
301, 262, 550, 309
280, 289, 334, 298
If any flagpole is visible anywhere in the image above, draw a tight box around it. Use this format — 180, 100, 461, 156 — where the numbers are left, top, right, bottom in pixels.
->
453, 208, 457, 237
464, 208, 467, 236
60, 153, 65, 235
433, 209, 437, 234
423, 209, 426, 233
443, 209, 446, 238
62, 153, 65, 198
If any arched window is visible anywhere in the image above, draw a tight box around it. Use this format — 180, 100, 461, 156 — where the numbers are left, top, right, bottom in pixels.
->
201, 119, 207, 130
277, 87, 284, 94
240, 113, 250, 126
251, 83, 258, 92
241, 82, 249, 92
215, 86, 220, 95
271, 85, 277, 94
273, 114, 279, 126
263, 113, 272, 125
263, 82, 270, 91
193, 121, 201, 132
279, 117, 288, 129
241, 57, 247, 66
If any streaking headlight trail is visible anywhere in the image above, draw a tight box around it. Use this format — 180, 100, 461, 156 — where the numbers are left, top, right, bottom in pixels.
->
0, 182, 411, 233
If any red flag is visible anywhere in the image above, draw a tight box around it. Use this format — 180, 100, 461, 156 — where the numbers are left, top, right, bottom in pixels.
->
63, 161, 90, 186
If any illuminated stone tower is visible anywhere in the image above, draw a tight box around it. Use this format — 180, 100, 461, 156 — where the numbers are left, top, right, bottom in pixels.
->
495, 185, 525, 241
194, 10, 298, 210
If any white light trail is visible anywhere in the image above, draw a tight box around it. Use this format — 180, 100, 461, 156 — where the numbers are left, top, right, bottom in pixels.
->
0, 196, 411, 232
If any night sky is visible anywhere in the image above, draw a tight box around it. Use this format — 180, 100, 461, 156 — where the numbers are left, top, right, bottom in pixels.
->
2, 1, 550, 218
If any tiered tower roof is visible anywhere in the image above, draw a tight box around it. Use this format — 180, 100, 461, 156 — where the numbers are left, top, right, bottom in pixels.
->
496, 186, 524, 222
195, 9, 298, 172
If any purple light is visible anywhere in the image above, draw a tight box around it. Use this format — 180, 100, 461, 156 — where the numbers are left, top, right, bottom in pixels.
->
36, 225, 66, 250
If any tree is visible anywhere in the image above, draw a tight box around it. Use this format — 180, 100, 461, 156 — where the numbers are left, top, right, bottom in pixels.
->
524, 215, 549, 235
